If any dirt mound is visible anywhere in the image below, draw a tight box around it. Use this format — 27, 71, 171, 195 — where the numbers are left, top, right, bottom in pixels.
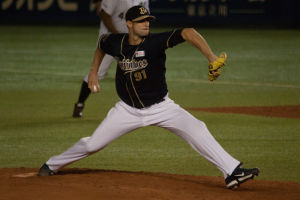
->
187, 105, 300, 118
1, 168, 299, 200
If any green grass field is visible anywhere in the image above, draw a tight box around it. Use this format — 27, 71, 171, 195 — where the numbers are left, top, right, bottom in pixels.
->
0, 25, 299, 182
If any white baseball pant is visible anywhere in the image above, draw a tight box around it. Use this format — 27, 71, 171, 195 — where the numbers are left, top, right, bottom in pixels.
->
84, 54, 114, 82
46, 96, 240, 177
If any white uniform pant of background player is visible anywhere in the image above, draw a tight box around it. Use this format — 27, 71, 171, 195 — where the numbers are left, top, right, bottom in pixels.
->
46, 96, 240, 177
84, 54, 114, 82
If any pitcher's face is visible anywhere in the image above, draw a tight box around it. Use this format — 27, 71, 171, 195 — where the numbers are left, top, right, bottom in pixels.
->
131, 19, 150, 37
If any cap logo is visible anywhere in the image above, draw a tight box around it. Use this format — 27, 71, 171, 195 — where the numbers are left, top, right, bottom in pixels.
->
139, 7, 147, 15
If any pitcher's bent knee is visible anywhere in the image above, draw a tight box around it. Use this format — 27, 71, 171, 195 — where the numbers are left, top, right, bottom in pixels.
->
198, 120, 207, 128
190, 118, 207, 129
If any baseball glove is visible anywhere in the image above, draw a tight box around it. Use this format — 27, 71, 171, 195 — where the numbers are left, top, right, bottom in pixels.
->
208, 52, 227, 81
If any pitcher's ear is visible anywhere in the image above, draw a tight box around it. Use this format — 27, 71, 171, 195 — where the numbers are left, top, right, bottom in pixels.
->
126, 20, 133, 28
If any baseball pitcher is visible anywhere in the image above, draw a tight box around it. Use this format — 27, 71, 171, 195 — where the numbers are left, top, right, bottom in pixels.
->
39, 6, 259, 189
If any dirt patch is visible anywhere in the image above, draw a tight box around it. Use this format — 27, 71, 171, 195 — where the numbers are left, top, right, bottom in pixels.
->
1, 168, 299, 200
187, 105, 300, 119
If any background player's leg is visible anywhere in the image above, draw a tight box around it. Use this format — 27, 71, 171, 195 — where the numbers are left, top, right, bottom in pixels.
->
146, 98, 240, 177
73, 55, 114, 118
72, 80, 89, 118
97, 54, 114, 81
48, 101, 143, 172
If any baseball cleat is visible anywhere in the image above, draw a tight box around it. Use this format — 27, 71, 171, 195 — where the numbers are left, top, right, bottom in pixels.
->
38, 163, 55, 176
72, 103, 84, 118
225, 163, 260, 189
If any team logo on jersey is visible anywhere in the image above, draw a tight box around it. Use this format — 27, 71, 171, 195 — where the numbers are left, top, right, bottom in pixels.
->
135, 51, 145, 57
118, 58, 148, 73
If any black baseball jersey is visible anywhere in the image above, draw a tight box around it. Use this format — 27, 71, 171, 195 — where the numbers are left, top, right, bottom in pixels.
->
99, 29, 185, 108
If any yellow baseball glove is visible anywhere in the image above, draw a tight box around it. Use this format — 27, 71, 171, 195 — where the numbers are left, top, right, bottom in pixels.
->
208, 52, 227, 81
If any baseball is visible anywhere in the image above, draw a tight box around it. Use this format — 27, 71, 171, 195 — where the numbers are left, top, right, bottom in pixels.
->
93, 85, 97, 92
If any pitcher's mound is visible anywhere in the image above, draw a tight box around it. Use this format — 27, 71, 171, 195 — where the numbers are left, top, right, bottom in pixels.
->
1, 168, 299, 200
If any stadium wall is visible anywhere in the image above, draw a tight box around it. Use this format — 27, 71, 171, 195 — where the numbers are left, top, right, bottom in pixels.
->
0, 0, 299, 27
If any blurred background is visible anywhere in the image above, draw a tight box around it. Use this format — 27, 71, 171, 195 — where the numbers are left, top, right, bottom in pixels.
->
1, 0, 300, 28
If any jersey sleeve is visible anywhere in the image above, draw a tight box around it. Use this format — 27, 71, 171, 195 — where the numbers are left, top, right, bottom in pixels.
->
101, 0, 117, 16
98, 34, 114, 55
154, 29, 185, 50
98, 33, 124, 56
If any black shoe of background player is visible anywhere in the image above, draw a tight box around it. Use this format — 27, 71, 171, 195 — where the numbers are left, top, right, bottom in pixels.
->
225, 163, 260, 189
72, 103, 84, 118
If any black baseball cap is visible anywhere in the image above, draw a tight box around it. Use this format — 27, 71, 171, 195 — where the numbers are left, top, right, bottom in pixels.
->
125, 5, 156, 22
